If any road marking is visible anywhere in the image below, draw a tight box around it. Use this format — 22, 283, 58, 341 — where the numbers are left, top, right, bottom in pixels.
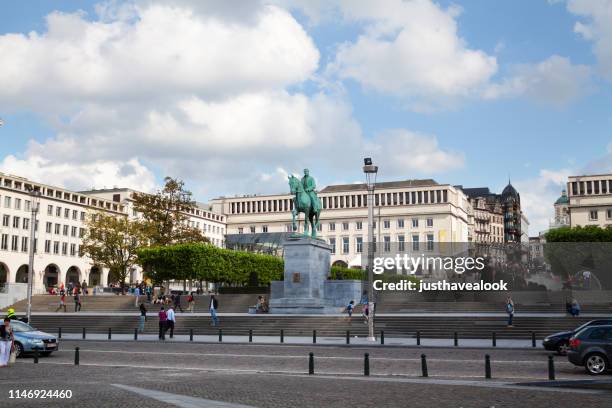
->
111, 383, 256, 408
52, 349, 554, 364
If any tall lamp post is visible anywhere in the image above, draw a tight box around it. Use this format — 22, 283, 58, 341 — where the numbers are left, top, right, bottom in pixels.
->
26, 189, 41, 323
363, 158, 378, 342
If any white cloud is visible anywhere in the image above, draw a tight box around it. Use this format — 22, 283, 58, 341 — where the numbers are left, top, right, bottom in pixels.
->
567, 0, 612, 80
483, 55, 592, 107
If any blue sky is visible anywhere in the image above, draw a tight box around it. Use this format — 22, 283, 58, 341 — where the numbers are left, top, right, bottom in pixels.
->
0, 0, 611, 234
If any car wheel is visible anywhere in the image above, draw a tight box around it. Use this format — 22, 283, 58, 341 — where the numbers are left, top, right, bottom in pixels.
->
557, 342, 569, 355
13, 342, 23, 358
584, 353, 608, 375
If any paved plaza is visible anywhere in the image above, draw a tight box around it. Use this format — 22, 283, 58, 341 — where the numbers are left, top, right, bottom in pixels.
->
1, 341, 611, 407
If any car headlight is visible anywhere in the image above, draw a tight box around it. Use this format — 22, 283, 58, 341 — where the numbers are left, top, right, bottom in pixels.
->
29, 339, 44, 345
544, 337, 550, 342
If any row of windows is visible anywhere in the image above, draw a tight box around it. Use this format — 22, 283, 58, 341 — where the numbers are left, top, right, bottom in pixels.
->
44, 222, 85, 237
46, 204, 86, 221
327, 234, 436, 255
0, 234, 81, 257
187, 220, 225, 235
588, 209, 612, 221
1, 214, 38, 231
236, 218, 437, 234
570, 180, 612, 196
2, 196, 34, 212
229, 190, 450, 215
0, 234, 34, 252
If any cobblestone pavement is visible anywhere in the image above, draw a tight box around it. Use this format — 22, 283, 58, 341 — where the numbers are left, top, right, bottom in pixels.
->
1, 341, 610, 407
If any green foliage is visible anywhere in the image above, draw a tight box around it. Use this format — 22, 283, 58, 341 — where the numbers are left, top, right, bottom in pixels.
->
329, 266, 365, 280
137, 243, 283, 285
545, 225, 612, 242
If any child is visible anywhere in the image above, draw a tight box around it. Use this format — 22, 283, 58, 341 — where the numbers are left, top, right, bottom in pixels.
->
345, 300, 355, 323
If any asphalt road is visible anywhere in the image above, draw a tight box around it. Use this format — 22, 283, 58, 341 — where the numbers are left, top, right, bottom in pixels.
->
1, 341, 610, 408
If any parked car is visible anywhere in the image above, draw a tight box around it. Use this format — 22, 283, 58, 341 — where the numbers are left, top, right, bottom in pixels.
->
10, 320, 59, 357
543, 319, 612, 355
567, 324, 612, 375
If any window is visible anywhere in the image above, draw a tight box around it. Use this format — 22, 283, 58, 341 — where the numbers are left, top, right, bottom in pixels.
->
250, 226, 256, 234
342, 237, 349, 254
61, 242, 68, 255
329, 238, 336, 254
54, 224, 60, 234
329, 222, 336, 231
426, 218, 433, 227
63, 225, 69, 236
589, 210, 598, 221
1, 234, 8, 250
356, 237, 363, 253
44, 240, 51, 253
23, 218, 29, 230
2, 215, 9, 227
411, 235, 420, 251
72, 210, 78, 220
372, 221, 376, 229
383, 236, 391, 252
15, 198, 21, 210
383, 220, 390, 229
316, 223, 322, 232
262, 225, 268, 233
342, 222, 349, 231
79, 228, 85, 238
64, 208, 69, 218
398, 235, 405, 252
21, 236, 28, 252
412, 218, 419, 228
4, 196, 11, 208
71, 226, 77, 237
48, 205, 53, 215
11, 235, 18, 251
80, 211, 85, 221
397, 219, 405, 228
427, 234, 434, 251
53, 241, 59, 254
238, 227, 243, 234
12, 216, 20, 228
286, 224, 293, 232
356, 221, 363, 230
56, 206, 61, 217
25, 200, 31, 212
70, 243, 76, 256
607, 209, 612, 220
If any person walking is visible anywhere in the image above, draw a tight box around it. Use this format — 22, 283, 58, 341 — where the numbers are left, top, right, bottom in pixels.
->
146, 286, 152, 303
158, 307, 167, 340
571, 298, 581, 317
344, 300, 355, 324
81, 280, 88, 296
55, 288, 67, 312
506, 296, 515, 327
187, 293, 195, 313
166, 306, 176, 339
74, 291, 82, 312
174, 294, 184, 313
0, 318, 14, 367
134, 286, 141, 307
6, 308, 16, 320
209, 295, 219, 326
139, 303, 147, 333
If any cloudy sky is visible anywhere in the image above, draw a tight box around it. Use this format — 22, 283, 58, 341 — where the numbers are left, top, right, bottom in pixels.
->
1, 0, 611, 234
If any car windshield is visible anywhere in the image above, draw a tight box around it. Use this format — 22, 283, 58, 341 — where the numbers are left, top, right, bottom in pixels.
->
575, 320, 612, 332
9, 320, 35, 332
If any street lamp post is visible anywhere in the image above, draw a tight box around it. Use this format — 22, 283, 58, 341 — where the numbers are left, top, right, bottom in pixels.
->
363, 158, 378, 342
26, 189, 41, 323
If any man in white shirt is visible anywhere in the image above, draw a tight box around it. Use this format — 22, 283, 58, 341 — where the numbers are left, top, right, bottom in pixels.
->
166, 306, 176, 338
209, 295, 219, 326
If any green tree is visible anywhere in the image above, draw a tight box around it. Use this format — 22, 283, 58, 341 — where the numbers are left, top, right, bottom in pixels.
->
132, 177, 208, 246
81, 212, 149, 288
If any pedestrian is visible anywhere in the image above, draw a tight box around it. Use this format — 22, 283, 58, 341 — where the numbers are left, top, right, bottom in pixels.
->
146, 286, 152, 303
6, 308, 16, 320
139, 303, 147, 333
506, 296, 514, 327
344, 300, 355, 323
174, 294, 184, 313
0, 318, 14, 367
74, 291, 82, 312
187, 293, 195, 313
209, 294, 219, 326
55, 288, 67, 312
158, 307, 167, 340
166, 306, 176, 338
571, 298, 581, 317
81, 280, 88, 296
362, 302, 369, 325
582, 270, 591, 289
134, 286, 141, 307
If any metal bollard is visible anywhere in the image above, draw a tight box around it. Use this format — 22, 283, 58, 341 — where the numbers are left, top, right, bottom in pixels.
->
380, 331, 385, 345
190, 329, 193, 341
416, 331, 421, 346
421, 354, 428, 377
280, 329, 284, 343
485, 354, 491, 379
218, 329, 222, 342
82, 327, 86, 339
454, 332, 458, 347
134, 328, 138, 340
532, 332, 536, 348
548, 355, 555, 380
249, 329, 253, 343
346, 330, 350, 345
313, 330, 316, 344
74, 347, 80, 365
34, 348, 39, 364
58, 327, 62, 339
492, 332, 496, 347
364, 353, 370, 376
108, 327, 112, 340
309, 352, 314, 375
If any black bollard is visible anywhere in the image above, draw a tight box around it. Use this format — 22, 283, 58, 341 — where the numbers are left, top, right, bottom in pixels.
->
58, 327, 62, 339
532, 332, 536, 348
82, 327, 86, 339
380, 331, 385, 345
281, 329, 284, 343
74, 347, 80, 365
134, 328, 138, 340
190, 329, 193, 341
485, 354, 491, 379
454, 331, 458, 347
492, 332, 496, 347
364, 353, 370, 376
108, 327, 112, 340
416, 330, 421, 346
313, 330, 316, 344
421, 354, 428, 377
249, 329, 253, 343
346, 330, 350, 345
548, 355, 555, 380
309, 352, 314, 375
34, 348, 39, 364
218, 329, 222, 342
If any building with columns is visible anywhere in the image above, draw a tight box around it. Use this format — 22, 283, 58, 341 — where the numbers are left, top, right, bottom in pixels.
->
567, 174, 612, 228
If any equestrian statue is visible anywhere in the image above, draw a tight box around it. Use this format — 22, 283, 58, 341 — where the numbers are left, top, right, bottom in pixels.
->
288, 168, 321, 239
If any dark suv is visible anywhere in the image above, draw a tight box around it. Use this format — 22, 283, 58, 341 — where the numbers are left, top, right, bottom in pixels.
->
567, 324, 612, 375
543, 319, 612, 355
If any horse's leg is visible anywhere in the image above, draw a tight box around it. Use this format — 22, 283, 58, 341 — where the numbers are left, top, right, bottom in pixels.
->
291, 208, 297, 232
303, 207, 310, 237
313, 209, 320, 238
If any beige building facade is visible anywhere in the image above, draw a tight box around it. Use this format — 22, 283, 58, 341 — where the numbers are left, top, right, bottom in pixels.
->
567, 174, 612, 228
